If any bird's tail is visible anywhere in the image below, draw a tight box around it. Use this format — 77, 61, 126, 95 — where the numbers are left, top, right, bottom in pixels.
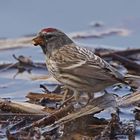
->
124, 74, 140, 89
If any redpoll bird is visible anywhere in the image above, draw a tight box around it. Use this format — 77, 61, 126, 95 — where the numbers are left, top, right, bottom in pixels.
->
32, 28, 137, 102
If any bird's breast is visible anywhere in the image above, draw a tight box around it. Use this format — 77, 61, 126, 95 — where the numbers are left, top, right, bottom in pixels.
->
46, 58, 60, 79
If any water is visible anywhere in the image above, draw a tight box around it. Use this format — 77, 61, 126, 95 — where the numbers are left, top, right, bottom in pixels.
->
0, 0, 140, 47
0, 1, 140, 139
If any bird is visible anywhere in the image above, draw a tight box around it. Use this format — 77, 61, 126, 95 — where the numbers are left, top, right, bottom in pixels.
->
32, 28, 139, 103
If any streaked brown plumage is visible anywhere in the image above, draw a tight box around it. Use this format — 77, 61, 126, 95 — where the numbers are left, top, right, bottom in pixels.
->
47, 44, 124, 92
32, 28, 138, 101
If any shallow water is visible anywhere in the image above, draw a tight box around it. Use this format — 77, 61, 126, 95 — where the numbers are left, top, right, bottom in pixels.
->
0, 1, 140, 139
0, 0, 140, 47
0, 47, 45, 100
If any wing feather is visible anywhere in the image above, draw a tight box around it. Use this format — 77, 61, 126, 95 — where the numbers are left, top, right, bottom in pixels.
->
51, 44, 124, 82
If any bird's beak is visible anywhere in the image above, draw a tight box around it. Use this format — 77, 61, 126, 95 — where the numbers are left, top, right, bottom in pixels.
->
32, 36, 45, 46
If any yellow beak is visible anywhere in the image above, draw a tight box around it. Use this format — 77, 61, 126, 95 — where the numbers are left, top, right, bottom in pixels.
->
32, 36, 45, 46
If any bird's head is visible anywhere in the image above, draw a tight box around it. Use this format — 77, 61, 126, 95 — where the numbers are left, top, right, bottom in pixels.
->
32, 28, 73, 55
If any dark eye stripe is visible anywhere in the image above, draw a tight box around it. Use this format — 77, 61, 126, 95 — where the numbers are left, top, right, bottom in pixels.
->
46, 35, 54, 39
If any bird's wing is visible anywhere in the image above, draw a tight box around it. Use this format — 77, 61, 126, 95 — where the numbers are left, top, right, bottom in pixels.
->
53, 44, 124, 81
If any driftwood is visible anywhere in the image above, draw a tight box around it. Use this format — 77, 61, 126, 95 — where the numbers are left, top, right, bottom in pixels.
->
0, 36, 34, 50
17, 103, 74, 132
26, 92, 63, 102
11, 91, 139, 139
42, 90, 140, 127
1, 34, 140, 139
95, 48, 140, 73
96, 48, 140, 58
30, 75, 57, 82
0, 113, 45, 121
109, 54, 140, 71
118, 90, 140, 107
95, 49, 140, 72
0, 55, 46, 73
95, 113, 135, 140
0, 98, 47, 114
5, 94, 116, 138
70, 28, 130, 39
55, 94, 116, 126
1, 90, 140, 139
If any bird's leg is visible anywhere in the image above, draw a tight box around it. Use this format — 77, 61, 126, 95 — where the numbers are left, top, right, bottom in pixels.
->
62, 88, 69, 103
73, 90, 80, 102
74, 91, 92, 107
73, 90, 84, 107
62, 86, 75, 102
61, 90, 80, 106
103, 89, 119, 115
61, 95, 74, 107
59, 88, 74, 108
87, 92, 92, 103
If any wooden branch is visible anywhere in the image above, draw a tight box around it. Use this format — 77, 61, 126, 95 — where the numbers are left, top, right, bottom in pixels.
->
70, 28, 130, 39
0, 36, 34, 50
96, 48, 140, 58
95, 48, 140, 71
56, 94, 116, 125
95, 113, 135, 140
0, 98, 47, 114
26, 92, 63, 102
99, 52, 140, 72
111, 54, 140, 71
18, 103, 74, 132
117, 90, 140, 107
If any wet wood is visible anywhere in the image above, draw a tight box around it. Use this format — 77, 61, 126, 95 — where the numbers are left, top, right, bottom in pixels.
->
118, 91, 140, 107
96, 48, 140, 58
0, 98, 47, 114
0, 112, 45, 119
95, 113, 135, 140
111, 54, 140, 71
30, 75, 57, 82
70, 28, 129, 39
0, 40, 140, 139
0, 55, 46, 72
0, 36, 34, 50
26, 92, 63, 102
19, 103, 74, 131
97, 51, 140, 71
56, 94, 116, 125
95, 48, 140, 71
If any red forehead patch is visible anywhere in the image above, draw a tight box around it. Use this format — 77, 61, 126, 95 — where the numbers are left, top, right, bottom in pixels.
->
41, 28, 57, 33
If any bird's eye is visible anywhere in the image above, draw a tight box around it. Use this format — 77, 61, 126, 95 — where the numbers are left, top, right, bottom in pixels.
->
46, 34, 54, 39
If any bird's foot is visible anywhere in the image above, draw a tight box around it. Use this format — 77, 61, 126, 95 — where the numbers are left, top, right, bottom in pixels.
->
73, 92, 92, 107
59, 95, 74, 108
